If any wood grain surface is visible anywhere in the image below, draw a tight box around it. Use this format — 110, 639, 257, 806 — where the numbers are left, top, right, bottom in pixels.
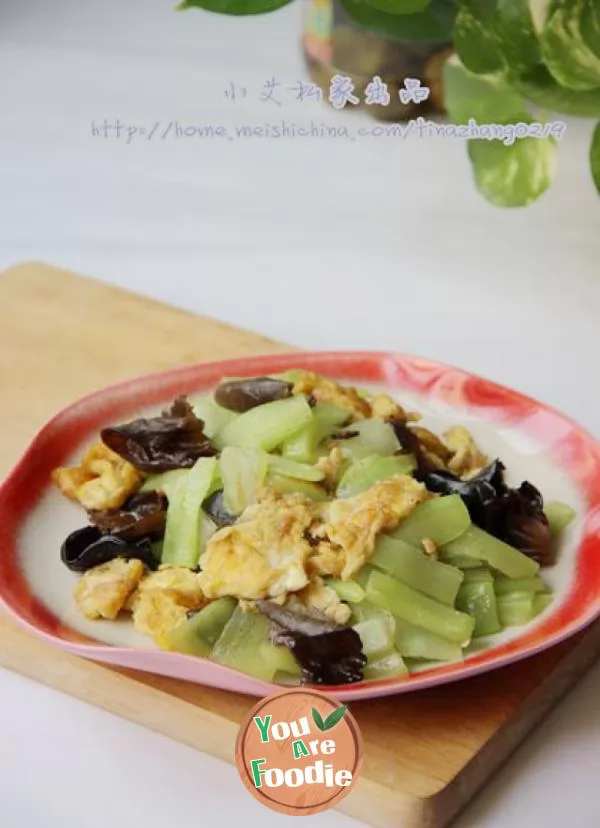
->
1, 261, 599, 828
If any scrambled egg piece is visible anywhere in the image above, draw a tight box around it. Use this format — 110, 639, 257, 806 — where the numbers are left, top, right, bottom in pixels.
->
129, 565, 207, 639
290, 577, 352, 625
369, 393, 421, 423
444, 426, 489, 478
291, 371, 371, 421
311, 476, 429, 580
411, 427, 452, 468
52, 442, 142, 511
73, 558, 145, 620
197, 489, 316, 601
316, 445, 346, 491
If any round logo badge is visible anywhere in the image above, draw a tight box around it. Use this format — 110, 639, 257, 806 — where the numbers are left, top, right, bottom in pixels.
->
235, 688, 363, 816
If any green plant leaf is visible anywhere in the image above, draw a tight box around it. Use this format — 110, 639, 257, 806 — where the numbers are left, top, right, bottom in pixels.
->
339, 0, 456, 42
443, 56, 530, 123
540, 0, 600, 90
528, 0, 554, 34
452, 0, 504, 75
360, 0, 432, 15
176, 0, 293, 14
493, 0, 542, 74
581, 0, 600, 58
322, 705, 349, 731
468, 134, 557, 207
515, 64, 600, 116
311, 708, 326, 731
590, 121, 600, 193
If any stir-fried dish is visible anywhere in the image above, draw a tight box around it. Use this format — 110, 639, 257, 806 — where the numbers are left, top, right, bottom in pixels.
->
52, 370, 577, 686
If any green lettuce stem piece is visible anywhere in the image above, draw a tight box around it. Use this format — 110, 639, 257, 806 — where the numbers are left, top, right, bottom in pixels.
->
391, 494, 471, 548
441, 525, 540, 579
544, 501, 577, 536
161, 457, 217, 568
372, 535, 464, 605
366, 569, 475, 645
496, 591, 535, 627
209, 605, 276, 681
336, 454, 416, 498
159, 597, 237, 656
394, 617, 464, 662
216, 395, 312, 451
325, 578, 366, 603
364, 650, 409, 680
456, 580, 502, 638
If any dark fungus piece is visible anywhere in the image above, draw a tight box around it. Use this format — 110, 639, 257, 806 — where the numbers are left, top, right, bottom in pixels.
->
422, 460, 507, 526
256, 601, 366, 686
484, 482, 554, 567
388, 418, 440, 477
422, 459, 554, 566
214, 376, 293, 412
88, 491, 168, 542
61, 526, 157, 573
202, 490, 237, 528
101, 396, 216, 473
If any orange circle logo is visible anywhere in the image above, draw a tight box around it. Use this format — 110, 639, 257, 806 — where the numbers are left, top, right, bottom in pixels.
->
235, 688, 363, 816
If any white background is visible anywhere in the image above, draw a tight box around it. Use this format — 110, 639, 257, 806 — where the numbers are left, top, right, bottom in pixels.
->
1, 1, 600, 826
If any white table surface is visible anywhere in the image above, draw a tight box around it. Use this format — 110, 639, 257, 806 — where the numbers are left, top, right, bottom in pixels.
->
1, 1, 600, 826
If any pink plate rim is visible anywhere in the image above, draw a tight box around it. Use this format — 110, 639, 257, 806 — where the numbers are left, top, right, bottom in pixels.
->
1, 349, 600, 702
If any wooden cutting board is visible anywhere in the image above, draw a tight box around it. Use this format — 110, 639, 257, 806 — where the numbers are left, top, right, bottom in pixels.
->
2, 261, 600, 828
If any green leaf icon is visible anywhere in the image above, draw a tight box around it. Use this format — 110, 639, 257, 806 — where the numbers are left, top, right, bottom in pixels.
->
311, 708, 326, 731
322, 705, 349, 731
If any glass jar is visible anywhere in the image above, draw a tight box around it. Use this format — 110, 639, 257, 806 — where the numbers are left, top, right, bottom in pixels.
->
302, 0, 453, 121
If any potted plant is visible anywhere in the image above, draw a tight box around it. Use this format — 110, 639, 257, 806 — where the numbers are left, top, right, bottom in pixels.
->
179, 0, 600, 208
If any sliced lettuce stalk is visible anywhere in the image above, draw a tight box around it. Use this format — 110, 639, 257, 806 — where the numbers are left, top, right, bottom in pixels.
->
266, 453, 325, 482
158, 597, 237, 656
281, 403, 349, 464
190, 396, 238, 440
162, 457, 217, 568
210, 606, 278, 680
372, 535, 464, 605
391, 494, 471, 548
353, 616, 395, 658
266, 473, 328, 501
339, 418, 401, 461
336, 454, 416, 498
394, 617, 464, 662
326, 577, 366, 603
219, 446, 268, 514
456, 567, 502, 637
364, 650, 409, 680
140, 469, 189, 499
216, 395, 312, 452
442, 525, 540, 578
496, 591, 536, 626
494, 574, 547, 595
544, 500, 577, 536
366, 569, 476, 645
